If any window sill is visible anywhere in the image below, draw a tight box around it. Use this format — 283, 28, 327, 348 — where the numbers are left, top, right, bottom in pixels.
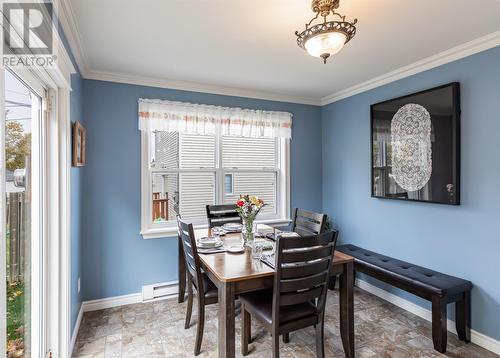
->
141, 218, 292, 240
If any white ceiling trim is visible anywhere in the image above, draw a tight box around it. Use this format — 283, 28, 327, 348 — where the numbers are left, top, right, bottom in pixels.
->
320, 31, 500, 105
57, 0, 500, 107
57, 0, 91, 77
85, 69, 321, 105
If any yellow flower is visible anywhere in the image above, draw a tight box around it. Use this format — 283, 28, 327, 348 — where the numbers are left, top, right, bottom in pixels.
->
250, 196, 260, 205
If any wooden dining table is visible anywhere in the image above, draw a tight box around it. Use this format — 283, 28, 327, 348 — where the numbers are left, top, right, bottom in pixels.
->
177, 225, 355, 358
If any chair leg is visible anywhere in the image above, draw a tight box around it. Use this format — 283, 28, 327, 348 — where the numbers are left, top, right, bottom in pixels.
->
431, 295, 448, 353
194, 297, 205, 356
315, 319, 325, 358
272, 333, 280, 358
328, 275, 337, 291
184, 276, 193, 329
283, 333, 290, 343
241, 305, 251, 356
455, 291, 471, 343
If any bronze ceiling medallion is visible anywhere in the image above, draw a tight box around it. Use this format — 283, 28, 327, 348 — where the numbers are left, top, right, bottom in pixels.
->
295, 0, 357, 64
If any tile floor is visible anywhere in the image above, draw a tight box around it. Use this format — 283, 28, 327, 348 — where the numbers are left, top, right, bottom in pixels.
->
73, 288, 498, 357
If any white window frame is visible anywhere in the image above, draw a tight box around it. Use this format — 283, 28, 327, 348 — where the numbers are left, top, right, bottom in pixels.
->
0, 2, 76, 357
141, 132, 291, 239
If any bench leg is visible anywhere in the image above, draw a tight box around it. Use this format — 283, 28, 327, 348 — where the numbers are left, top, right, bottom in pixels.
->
431, 295, 447, 353
455, 291, 471, 343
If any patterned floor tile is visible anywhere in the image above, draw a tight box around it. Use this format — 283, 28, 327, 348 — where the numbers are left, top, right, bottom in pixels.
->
72, 289, 498, 358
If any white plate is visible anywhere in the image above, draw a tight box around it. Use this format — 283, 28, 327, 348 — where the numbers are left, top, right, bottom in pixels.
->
199, 236, 219, 243
198, 240, 224, 248
223, 223, 243, 230
226, 245, 245, 254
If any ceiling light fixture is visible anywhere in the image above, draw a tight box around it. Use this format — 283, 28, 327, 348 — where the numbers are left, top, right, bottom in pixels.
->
295, 0, 357, 64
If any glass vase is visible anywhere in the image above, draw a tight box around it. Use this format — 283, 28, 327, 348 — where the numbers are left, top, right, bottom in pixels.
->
242, 218, 256, 246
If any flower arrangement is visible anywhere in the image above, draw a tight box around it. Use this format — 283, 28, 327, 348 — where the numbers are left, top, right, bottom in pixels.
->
236, 195, 265, 244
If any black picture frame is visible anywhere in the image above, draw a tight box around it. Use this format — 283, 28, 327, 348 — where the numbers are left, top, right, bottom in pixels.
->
370, 82, 461, 205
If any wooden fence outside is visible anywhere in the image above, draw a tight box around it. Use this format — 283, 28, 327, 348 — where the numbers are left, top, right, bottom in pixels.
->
153, 192, 169, 221
6, 192, 25, 283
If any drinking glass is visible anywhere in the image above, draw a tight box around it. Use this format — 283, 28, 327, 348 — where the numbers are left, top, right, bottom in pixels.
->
252, 242, 264, 259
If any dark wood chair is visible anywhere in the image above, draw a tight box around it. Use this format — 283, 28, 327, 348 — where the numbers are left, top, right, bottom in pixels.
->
240, 230, 338, 358
205, 204, 242, 228
291, 208, 327, 236
177, 217, 218, 356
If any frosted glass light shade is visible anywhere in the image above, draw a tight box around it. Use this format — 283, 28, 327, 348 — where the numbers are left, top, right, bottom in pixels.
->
304, 32, 347, 58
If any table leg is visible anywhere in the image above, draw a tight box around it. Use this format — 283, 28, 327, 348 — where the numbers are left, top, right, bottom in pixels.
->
339, 261, 354, 358
178, 236, 186, 303
218, 282, 235, 358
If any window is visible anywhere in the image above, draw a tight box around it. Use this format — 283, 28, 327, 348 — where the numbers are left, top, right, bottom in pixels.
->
4, 69, 44, 358
224, 174, 234, 195
141, 131, 290, 238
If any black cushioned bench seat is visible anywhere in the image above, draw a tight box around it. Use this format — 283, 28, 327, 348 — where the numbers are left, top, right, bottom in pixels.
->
337, 244, 472, 353
337, 244, 471, 297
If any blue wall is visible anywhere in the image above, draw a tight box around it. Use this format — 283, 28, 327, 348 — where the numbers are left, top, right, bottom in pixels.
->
80, 80, 323, 300
70, 72, 84, 331
322, 46, 500, 340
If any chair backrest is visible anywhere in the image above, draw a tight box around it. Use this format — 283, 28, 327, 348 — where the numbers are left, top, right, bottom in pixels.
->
291, 208, 327, 236
206, 204, 242, 228
272, 230, 338, 326
177, 217, 204, 291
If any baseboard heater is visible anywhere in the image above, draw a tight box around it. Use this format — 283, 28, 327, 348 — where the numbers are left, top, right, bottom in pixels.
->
142, 281, 178, 301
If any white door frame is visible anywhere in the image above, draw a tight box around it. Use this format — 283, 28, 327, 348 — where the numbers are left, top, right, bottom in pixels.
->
0, 53, 5, 358
0, 1, 76, 355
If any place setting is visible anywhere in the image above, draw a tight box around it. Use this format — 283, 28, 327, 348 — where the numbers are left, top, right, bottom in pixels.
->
196, 236, 225, 254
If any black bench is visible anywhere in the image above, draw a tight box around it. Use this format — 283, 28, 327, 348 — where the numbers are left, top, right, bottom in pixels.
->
336, 244, 472, 353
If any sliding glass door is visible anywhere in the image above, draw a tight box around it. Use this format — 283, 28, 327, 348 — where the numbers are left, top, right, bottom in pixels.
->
4, 68, 45, 358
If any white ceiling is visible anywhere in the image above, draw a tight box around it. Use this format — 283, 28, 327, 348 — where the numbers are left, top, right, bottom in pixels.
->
64, 0, 500, 104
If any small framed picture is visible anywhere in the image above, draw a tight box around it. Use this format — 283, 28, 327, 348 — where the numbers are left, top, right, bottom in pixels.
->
72, 121, 86, 167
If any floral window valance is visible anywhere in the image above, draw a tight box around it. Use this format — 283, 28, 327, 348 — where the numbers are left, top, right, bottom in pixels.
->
138, 98, 292, 138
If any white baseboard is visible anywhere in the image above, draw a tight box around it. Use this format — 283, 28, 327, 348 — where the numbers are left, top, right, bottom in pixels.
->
81, 286, 179, 313
70, 303, 84, 356
82, 292, 143, 312
356, 278, 500, 355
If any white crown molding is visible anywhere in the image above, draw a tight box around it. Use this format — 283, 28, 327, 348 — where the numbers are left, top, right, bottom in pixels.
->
85, 69, 321, 105
56, 0, 91, 77
356, 279, 500, 355
321, 31, 500, 105
55, 1, 499, 106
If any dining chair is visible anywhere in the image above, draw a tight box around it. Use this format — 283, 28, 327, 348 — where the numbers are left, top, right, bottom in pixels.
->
239, 230, 338, 358
206, 204, 242, 228
291, 208, 327, 236
177, 217, 218, 356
